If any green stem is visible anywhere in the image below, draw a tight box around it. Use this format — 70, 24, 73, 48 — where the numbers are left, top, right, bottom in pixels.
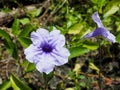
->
43, 71, 54, 90
44, 80, 48, 90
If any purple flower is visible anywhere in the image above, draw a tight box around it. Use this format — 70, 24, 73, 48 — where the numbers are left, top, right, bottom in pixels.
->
85, 12, 116, 43
24, 28, 70, 74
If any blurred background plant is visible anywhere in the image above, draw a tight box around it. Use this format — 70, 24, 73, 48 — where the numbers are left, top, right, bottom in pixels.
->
0, 0, 120, 90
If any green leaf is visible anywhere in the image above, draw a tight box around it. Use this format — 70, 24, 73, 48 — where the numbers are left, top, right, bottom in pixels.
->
19, 18, 30, 25
104, 5, 119, 18
89, 62, 100, 74
2, 40, 18, 59
116, 32, 120, 43
83, 40, 99, 50
0, 29, 12, 44
18, 37, 32, 48
11, 19, 20, 36
19, 24, 33, 37
0, 29, 18, 59
0, 80, 11, 90
69, 46, 89, 59
43, 71, 54, 83
79, 82, 86, 87
91, 0, 106, 8
103, 0, 120, 18
78, 75, 85, 79
25, 63, 35, 72
22, 60, 35, 72
68, 22, 91, 38
10, 74, 32, 90
69, 71, 76, 80
68, 23, 84, 34
27, 8, 41, 18
91, 0, 98, 3
11, 45, 18, 59
116, 21, 120, 32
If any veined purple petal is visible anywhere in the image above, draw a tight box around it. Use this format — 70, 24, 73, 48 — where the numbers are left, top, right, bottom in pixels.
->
31, 28, 49, 47
31, 32, 43, 47
106, 31, 116, 43
35, 53, 55, 74
36, 62, 54, 74
92, 12, 104, 27
36, 28, 49, 38
51, 47, 70, 66
92, 28, 108, 37
85, 28, 107, 38
24, 44, 43, 63
49, 30, 65, 47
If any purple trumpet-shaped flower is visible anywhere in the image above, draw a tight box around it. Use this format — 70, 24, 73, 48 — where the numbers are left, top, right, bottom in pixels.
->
85, 12, 116, 43
24, 28, 70, 74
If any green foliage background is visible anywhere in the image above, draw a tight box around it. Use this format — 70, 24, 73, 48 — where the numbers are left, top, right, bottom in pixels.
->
0, 0, 120, 89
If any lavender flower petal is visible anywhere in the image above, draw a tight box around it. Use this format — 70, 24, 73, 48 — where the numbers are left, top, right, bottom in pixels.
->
49, 30, 65, 47
31, 28, 49, 47
92, 12, 104, 27
35, 53, 55, 74
84, 31, 94, 38
92, 28, 108, 37
105, 31, 116, 43
51, 47, 70, 66
24, 44, 43, 63
85, 28, 106, 38
36, 62, 55, 74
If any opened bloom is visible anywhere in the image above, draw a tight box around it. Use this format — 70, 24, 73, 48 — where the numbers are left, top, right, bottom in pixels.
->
85, 12, 116, 43
24, 28, 70, 74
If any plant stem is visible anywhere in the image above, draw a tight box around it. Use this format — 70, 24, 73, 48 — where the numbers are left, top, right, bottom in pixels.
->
45, 81, 48, 90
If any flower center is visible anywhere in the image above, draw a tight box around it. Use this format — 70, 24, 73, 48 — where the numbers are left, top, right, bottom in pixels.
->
42, 43, 53, 53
